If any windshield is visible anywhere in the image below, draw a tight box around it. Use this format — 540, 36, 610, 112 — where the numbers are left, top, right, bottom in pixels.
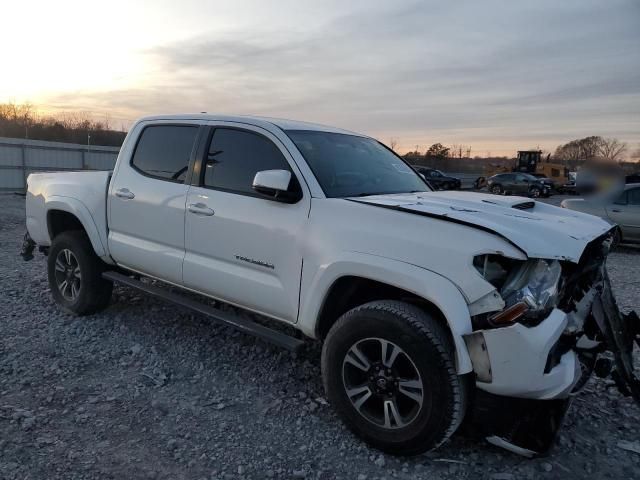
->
286, 130, 430, 198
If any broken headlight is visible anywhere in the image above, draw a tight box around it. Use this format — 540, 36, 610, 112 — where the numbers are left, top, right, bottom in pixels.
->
474, 255, 563, 325
501, 259, 562, 317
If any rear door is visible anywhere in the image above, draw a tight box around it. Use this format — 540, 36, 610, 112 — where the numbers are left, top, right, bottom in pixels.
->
182, 123, 310, 323
607, 187, 640, 242
108, 122, 200, 284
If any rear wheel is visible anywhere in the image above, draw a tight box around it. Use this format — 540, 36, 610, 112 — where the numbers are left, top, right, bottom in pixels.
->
48, 231, 113, 315
322, 300, 467, 455
491, 184, 503, 195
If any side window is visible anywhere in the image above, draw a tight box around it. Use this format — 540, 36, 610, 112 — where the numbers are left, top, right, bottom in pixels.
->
614, 191, 628, 205
628, 188, 640, 206
131, 125, 198, 182
203, 128, 293, 195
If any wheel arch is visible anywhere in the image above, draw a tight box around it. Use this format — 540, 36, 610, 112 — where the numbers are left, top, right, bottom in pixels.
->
45, 197, 107, 258
299, 254, 473, 374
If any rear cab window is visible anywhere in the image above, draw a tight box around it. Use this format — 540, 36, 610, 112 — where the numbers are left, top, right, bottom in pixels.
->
131, 125, 199, 183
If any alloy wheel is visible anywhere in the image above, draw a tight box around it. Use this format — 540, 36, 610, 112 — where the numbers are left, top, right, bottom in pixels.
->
342, 338, 424, 429
54, 249, 81, 301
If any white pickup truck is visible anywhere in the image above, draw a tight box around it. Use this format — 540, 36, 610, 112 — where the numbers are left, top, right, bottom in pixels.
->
23, 114, 639, 456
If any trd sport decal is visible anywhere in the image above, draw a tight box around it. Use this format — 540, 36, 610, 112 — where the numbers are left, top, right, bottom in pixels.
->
234, 255, 275, 270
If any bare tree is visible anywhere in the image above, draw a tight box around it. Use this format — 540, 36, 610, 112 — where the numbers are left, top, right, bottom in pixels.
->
0, 102, 126, 146
630, 145, 640, 162
555, 136, 603, 162
389, 137, 398, 152
598, 137, 627, 163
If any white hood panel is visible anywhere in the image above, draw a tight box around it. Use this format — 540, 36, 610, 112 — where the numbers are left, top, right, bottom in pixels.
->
351, 191, 613, 263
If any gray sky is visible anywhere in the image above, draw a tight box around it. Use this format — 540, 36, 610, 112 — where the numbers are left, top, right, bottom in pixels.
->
2, 0, 639, 155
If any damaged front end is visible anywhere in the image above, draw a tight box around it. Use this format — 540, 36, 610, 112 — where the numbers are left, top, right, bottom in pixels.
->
464, 231, 640, 456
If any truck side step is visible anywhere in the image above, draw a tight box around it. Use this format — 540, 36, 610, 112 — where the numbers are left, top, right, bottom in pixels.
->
102, 271, 305, 352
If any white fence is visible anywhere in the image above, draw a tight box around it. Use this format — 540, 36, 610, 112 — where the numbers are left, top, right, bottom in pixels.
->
0, 137, 119, 193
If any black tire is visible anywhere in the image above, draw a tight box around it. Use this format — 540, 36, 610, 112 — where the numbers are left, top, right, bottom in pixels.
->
490, 184, 503, 195
47, 231, 113, 315
321, 300, 468, 455
529, 187, 541, 198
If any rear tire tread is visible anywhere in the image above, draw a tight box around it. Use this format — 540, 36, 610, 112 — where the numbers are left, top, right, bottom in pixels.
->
47, 231, 112, 316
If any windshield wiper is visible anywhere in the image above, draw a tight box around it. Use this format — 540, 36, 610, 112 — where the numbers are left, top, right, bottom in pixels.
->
352, 190, 427, 197
352, 192, 393, 197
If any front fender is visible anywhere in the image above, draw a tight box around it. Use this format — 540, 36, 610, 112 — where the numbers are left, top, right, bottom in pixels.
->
44, 196, 107, 258
299, 252, 473, 374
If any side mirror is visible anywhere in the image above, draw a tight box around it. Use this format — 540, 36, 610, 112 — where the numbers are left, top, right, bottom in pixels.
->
252, 169, 301, 203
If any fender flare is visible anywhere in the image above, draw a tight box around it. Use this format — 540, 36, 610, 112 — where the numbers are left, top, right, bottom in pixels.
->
298, 252, 473, 374
45, 196, 107, 258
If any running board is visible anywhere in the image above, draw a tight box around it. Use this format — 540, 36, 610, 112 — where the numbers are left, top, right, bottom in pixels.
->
102, 271, 304, 352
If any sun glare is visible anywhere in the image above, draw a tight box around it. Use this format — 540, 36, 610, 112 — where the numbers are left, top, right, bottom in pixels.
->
0, 1, 151, 105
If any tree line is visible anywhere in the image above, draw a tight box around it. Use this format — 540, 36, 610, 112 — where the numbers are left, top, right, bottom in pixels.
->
399, 136, 640, 174
399, 137, 632, 163
0, 102, 126, 147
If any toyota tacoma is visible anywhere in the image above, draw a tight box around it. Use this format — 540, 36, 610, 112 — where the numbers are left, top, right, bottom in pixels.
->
22, 115, 639, 456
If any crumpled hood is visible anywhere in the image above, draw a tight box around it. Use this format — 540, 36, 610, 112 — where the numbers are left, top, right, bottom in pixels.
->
349, 191, 613, 263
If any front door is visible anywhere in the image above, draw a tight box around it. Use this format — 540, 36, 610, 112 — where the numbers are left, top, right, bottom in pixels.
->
108, 123, 200, 284
607, 187, 640, 242
513, 174, 530, 194
183, 125, 310, 323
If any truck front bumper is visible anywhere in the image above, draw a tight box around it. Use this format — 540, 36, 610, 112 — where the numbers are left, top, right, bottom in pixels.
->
463, 271, 639, 456
464, 308, 579, 400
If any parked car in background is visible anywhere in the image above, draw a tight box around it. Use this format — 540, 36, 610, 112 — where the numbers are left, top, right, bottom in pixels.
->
530, 173, 556, 191
561, 184, 640, 244
486, 173, 551, 198
412, 166, 461, 190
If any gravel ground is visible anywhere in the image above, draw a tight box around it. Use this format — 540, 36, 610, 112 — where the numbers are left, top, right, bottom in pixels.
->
1, 193, 639, 480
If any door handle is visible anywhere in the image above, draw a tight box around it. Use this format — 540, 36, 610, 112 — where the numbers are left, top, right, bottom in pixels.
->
115, 188, 135, 199
188, 203, 215, 216
611, 209, 621, 213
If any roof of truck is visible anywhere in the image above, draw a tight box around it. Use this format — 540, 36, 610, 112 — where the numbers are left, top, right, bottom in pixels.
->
136, 114, 365, 137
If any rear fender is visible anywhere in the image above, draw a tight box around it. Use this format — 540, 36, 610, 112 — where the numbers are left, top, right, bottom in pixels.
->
45, 196, 107, 258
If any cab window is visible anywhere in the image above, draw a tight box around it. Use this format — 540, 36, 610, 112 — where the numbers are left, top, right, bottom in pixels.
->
131, 125, 198, 183
203, 128, 295, 196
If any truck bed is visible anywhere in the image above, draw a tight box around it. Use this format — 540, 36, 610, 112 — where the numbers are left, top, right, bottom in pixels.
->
26, 170, 112, 258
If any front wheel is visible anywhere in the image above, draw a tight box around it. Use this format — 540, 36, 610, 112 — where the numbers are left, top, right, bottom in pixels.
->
529, 187, 542, 198
322, 300, 468, 455
47, 231, 113, 315
491, 184, 503, 195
